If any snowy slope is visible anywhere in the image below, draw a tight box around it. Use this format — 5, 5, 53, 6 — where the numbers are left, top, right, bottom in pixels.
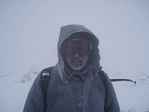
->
0, 70, 149, 112
0, 67, 39, 112
110, 73, 149, 112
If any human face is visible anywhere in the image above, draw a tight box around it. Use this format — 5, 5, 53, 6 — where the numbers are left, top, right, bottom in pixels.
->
62, 37, 90, 71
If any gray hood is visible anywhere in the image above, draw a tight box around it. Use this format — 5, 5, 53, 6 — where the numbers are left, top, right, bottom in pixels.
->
56, 24, 101, 83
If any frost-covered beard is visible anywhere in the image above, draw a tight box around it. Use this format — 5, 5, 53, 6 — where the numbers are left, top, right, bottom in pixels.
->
65, 55, 89, 71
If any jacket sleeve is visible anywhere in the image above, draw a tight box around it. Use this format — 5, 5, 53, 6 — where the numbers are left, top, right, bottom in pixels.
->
23, 74, 44, 112
103, 73, 120, 112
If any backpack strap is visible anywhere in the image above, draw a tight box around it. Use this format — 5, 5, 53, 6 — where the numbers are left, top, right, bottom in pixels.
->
97, 69, 107, 89
40, 67, 53, 112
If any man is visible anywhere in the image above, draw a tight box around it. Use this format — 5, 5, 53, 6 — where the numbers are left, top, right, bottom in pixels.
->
23, 24, 120, 112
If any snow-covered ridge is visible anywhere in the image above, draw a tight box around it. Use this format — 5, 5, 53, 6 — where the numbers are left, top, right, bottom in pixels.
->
0, 66, 40, 83
1, 68, 149, 85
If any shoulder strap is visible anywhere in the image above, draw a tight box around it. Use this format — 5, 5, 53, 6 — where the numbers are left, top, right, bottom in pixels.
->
97, 69, 107, 88
40, 67, 53, 112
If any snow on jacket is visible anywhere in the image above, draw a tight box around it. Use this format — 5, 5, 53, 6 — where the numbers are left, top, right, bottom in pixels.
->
23, 24, 120, 112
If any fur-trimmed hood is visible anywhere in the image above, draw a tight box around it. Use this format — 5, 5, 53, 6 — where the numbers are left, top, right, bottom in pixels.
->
56, 24, 101, 83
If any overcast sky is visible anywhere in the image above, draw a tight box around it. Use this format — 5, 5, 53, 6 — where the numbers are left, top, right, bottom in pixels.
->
0, 0, 149, 75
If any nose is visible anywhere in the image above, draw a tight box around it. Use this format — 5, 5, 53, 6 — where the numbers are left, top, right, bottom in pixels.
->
74, 52, 79, 58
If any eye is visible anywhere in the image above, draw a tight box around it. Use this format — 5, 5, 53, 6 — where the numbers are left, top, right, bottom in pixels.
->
80, 41, 89, 56
63, 41, 73, 56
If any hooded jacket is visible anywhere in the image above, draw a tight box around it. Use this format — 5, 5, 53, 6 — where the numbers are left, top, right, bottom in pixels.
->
23, 24, 120, 112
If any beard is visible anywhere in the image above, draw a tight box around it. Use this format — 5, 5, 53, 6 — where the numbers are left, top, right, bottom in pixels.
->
65, 55, 89, 71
